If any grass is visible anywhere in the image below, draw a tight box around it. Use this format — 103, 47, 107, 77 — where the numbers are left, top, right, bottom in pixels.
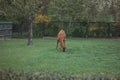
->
0, 38, 120, 75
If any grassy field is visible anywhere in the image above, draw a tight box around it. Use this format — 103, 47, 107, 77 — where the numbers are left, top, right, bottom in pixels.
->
0, 38, 120, 75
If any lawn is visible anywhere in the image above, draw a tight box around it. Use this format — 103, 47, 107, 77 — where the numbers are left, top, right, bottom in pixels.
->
0, 38, 120, 75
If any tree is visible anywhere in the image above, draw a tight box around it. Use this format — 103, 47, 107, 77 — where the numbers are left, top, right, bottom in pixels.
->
47, 0, 89, 22
1, 0, 119, 39
0, 0, 51, 45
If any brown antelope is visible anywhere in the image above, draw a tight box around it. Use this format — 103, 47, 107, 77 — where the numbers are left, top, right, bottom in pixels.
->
56, 29, 66, 52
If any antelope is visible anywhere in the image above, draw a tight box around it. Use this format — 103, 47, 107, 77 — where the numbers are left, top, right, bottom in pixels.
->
56, 29, 66, 52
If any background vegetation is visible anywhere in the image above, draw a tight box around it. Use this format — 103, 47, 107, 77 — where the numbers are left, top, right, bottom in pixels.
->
0, 0, 120, 38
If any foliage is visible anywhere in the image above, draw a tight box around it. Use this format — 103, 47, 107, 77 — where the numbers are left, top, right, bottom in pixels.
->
0, 0, 52, 45
0, 0, 120, 22
89, 26, 107, 32
89, 26, 99, 32
89, 26, 108, 37
44, 22, 59, 36
0, 0, 120, 39
33, 14, 51, 37
71, 27, 86, 37
47, 0, 120, 22
34, 14, 51, 23
114, 22, 120, 37
72, 28, 81, 37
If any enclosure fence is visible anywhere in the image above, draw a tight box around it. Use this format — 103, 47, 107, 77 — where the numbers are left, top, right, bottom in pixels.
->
13, 21, 120, 38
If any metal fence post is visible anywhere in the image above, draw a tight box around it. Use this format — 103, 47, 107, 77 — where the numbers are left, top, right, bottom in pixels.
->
63, 22, 67, 34
107, 23, 111, 38
85, 22, 89, 38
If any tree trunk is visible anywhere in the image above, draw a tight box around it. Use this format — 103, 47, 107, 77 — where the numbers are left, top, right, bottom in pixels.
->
27, 22, 33, 46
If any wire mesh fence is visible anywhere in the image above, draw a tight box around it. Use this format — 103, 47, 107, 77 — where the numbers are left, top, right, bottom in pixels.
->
12, 21, 120, 38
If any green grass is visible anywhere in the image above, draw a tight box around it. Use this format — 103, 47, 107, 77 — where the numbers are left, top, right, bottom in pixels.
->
0, 39, 120, 75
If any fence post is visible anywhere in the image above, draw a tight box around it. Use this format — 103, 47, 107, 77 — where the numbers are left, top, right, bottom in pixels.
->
85, 22, 89, 38
107, 22, 111, 38
40, 22, 45, 38
63, 22, 67, 34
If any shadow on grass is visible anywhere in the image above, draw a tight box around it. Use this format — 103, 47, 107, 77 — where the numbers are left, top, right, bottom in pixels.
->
55, 47, 78, 54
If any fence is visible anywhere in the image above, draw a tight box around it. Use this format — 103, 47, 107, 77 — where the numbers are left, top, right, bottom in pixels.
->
34, 21, 120, 38
0, 22, 12, 40
13, 21, 120, 38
